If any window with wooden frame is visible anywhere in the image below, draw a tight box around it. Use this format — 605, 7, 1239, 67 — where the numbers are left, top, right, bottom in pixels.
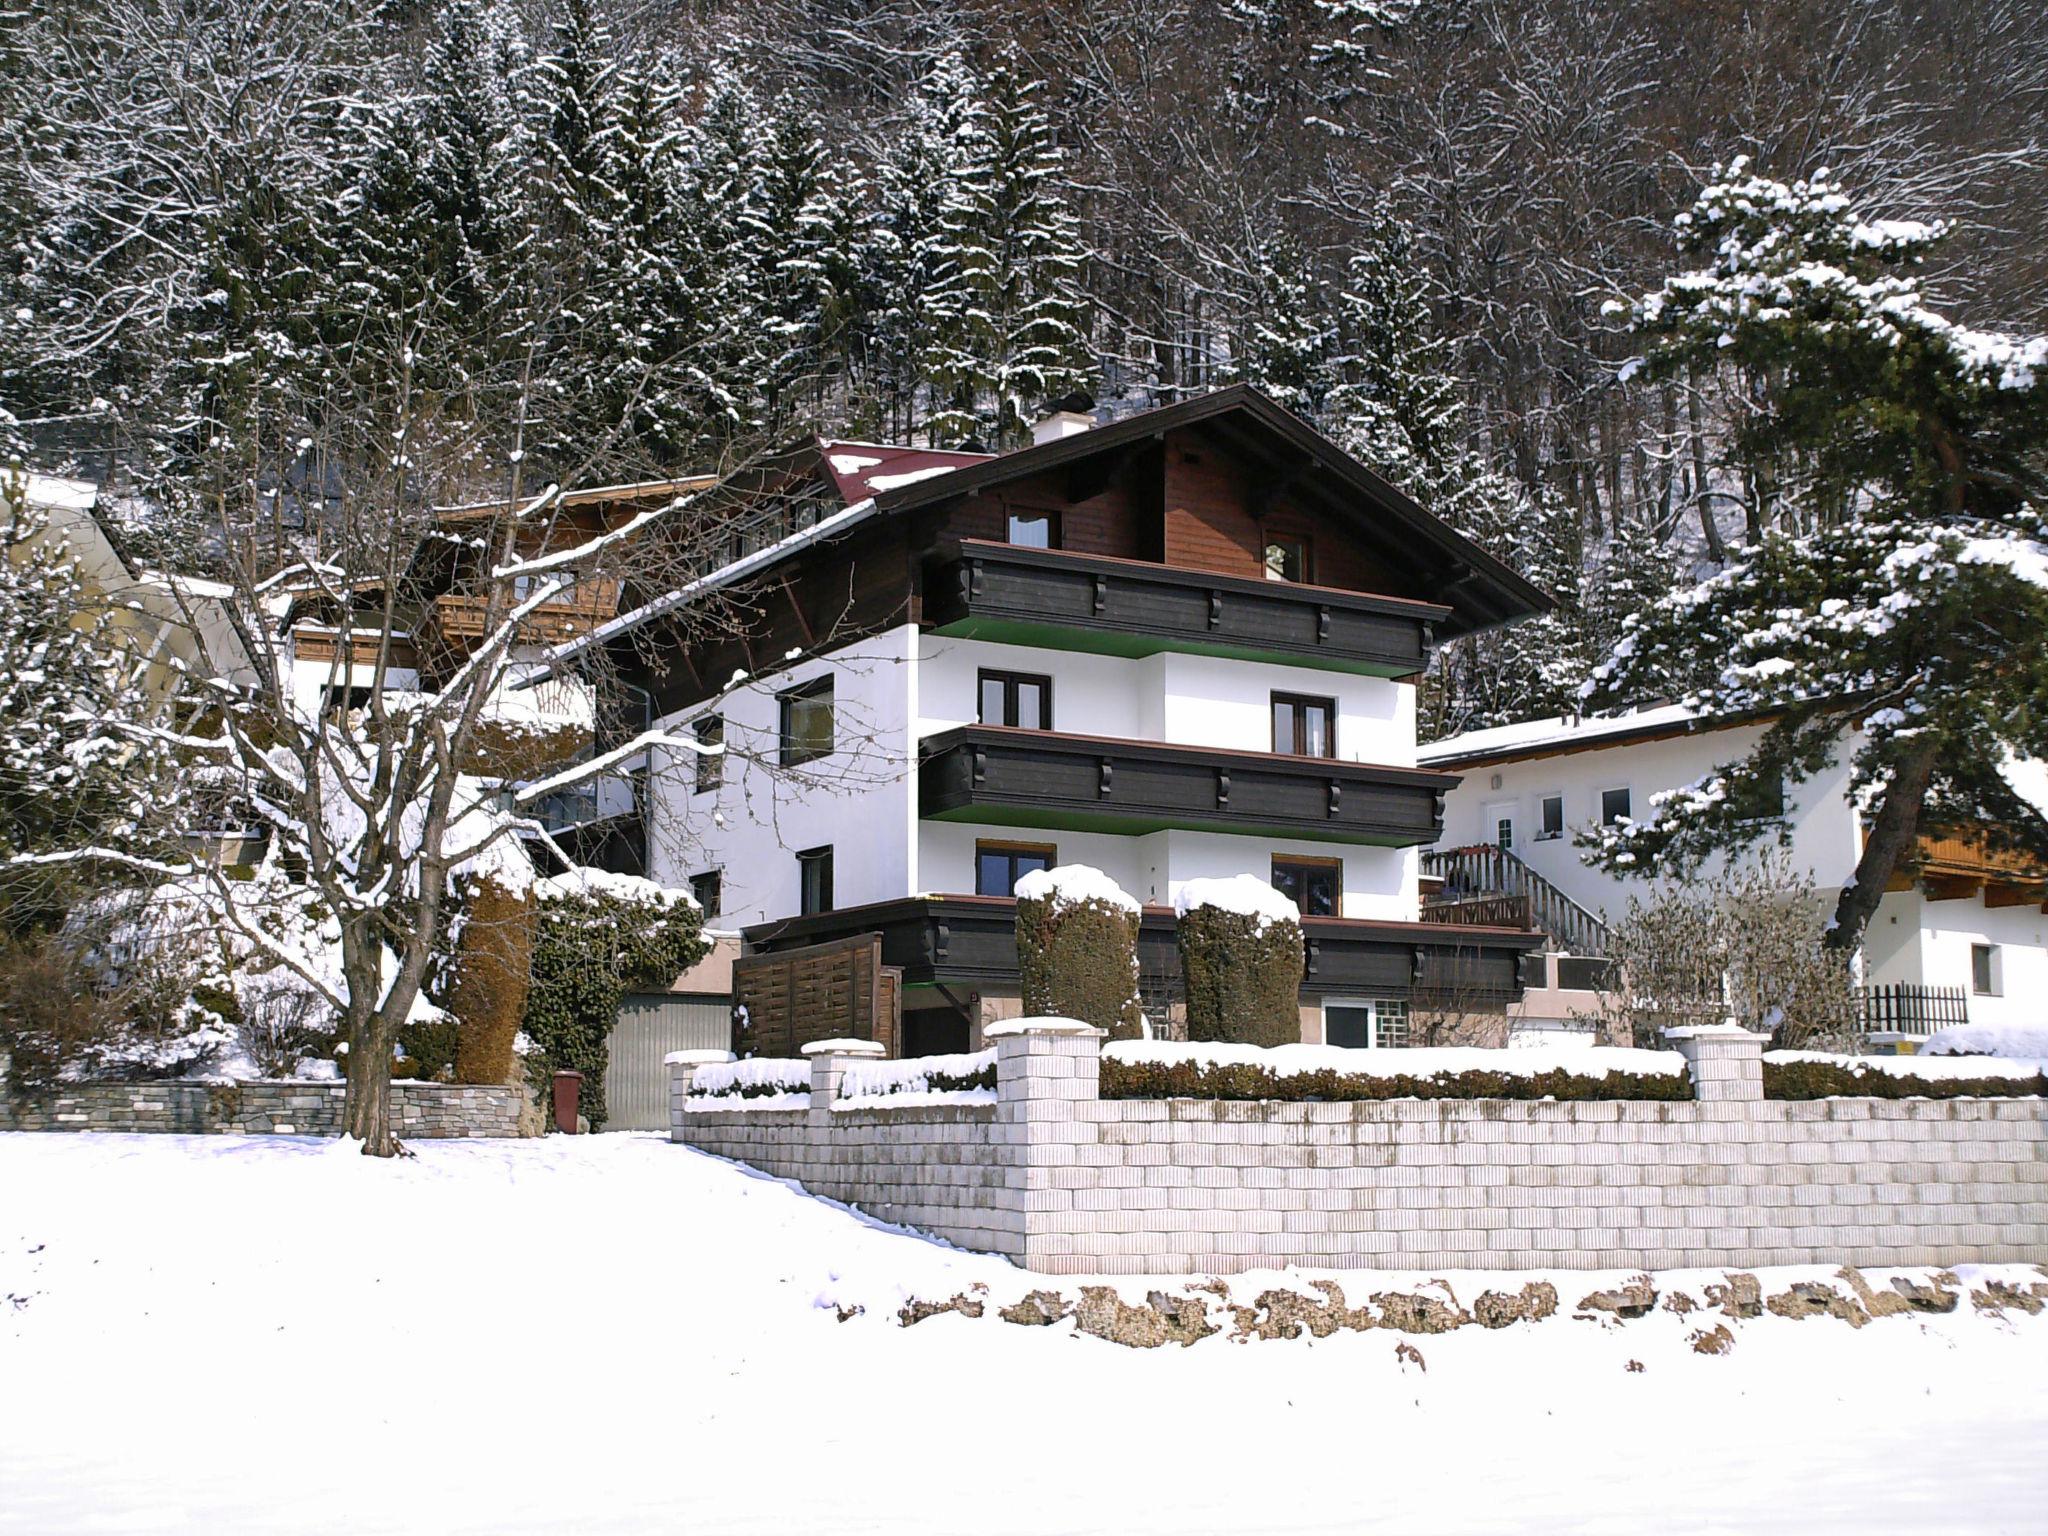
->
1271, 692, 1337, 758
977, 669, 1053, 730
1263, 534, 1311, 583
1271, 855, 1341, 918
693, 714, 723, 794
1005, 505, 1060, 550
796, 845, 833, 915
778, 677, 833, 766
976, 840, 1056, 898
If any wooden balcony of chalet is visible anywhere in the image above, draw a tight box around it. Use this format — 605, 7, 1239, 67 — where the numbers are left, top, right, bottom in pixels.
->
1888, 827, 2048, 907
420, 580, 622, 655
919, 724, 1453, 847
922, 539, 1446, 679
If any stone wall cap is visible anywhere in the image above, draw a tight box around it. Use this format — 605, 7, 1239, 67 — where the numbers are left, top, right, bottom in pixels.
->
1662, 1023, 1765, 1040
983, 1016, 1108, 1039
665, 1050, 738, 1066
800, 1038, 888, 1058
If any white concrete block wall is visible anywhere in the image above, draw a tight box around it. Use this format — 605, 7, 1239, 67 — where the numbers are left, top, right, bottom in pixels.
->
673, 1025, 2048, 1276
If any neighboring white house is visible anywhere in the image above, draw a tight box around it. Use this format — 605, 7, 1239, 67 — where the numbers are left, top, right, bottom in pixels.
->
1422, 707, 2048, 1038
565, 386, 1552, 1054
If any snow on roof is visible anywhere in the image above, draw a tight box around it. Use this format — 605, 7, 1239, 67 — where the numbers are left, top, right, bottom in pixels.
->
1420, 703, 1712, 766
815, 440, 992, 506
16, 473, 99, 513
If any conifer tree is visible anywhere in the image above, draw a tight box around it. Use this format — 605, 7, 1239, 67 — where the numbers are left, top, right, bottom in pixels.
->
1234, 240, 1340, 422
1585, 160, 2048, 954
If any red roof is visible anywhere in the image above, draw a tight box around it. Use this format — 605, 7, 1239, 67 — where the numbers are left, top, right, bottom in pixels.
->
817, 441, 994, 506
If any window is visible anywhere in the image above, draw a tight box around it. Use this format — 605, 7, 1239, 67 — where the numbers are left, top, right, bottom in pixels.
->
976, 840, 1055, 897
1006, 507, 1059, 549
1323, 998, 1410, 1049
1972, 943, 2000, 996
1271, 693, 1337, 758
797, 845, 833, 915
694, 715, 723, 794
1537, 794, 1565, 841
779, 678, 833, 766
1271, 857, 1341, 918
1263, 535, 1310, 583
689, 869, 722, 918
1737, 773, 1786, 821
977, 669, 1053, 730
1600, 787, 1631, 827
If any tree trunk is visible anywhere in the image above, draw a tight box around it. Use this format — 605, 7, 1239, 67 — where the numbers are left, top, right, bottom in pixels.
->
339, 939, 401, 1156
1825, 737, 1940, 958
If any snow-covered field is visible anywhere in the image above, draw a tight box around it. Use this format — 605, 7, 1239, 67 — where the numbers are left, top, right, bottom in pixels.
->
3, 1133, 2044, 1535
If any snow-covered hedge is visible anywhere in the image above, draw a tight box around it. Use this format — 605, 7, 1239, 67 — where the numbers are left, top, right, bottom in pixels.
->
1764, 1050, 2048, 1099
836, 1050, 996, 1108
1014, 864, 1143, 1039
689, 1058, 809, 1099
1175, 876, 1303, 1048
1100, 1040, 1692, 1102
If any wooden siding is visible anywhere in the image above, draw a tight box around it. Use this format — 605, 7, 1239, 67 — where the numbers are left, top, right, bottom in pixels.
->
1160, 433, 1397, 592
731, 933, 903, 1058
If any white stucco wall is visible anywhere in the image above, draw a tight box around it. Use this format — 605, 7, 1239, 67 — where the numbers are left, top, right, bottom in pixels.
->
1432, 722, 1862, 924
916, 635, 1414, 765
646, 626, 918, 928
1867, 888, 2048, 1026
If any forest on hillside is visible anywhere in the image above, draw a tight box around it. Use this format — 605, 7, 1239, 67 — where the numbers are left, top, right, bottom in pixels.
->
2, 0, 2044, 732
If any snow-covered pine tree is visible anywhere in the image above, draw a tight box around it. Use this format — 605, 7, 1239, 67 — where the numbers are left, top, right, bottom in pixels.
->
1323, 205, 1589, 732
953, 57, 1093, 449
864, 50, 985, 447
1585, 159, 2048, 954
1232, 239, 1341, 424
753, 98, 861, 435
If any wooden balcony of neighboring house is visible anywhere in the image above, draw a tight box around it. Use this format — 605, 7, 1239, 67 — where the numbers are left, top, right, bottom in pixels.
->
919, 724, 1453, 847
1887, 826, 2048, 908
289, 623, 418, 673
421, 580, 623, 655
1419, 844, 1612, 957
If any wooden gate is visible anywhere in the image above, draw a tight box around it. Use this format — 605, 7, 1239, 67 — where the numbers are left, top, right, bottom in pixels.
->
732, 934, 902, 1058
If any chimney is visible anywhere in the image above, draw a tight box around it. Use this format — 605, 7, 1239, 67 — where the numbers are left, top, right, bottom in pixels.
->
1031, 391, 1097, 447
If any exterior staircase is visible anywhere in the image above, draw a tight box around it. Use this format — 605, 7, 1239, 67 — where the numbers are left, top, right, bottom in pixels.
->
1420, 844, 1611, 958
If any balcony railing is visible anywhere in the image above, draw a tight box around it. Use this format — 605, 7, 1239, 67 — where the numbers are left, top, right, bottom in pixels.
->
924, 539, 1445, 678
425, 584, 620, 650
920, 724, 1452, 847
1420, 844, 1611, 956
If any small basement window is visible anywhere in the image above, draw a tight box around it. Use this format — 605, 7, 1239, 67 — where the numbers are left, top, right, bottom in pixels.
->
1599, 787, 1631, 826
1323, 998, 1410, 1050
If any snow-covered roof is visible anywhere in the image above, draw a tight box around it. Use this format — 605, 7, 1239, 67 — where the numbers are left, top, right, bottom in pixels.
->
1420, 704, 1726, 766
14, 473, 99, 513
816, 440, 992, 506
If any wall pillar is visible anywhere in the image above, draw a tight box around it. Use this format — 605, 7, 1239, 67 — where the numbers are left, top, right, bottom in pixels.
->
666, 1049, 736, 1143
802, 1037, 887, 1133
988, 1017, 1106, 1270
1664, 1023, 1765, 1103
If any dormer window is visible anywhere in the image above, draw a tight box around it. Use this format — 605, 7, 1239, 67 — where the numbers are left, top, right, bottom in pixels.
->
1263, 535, 1309, 583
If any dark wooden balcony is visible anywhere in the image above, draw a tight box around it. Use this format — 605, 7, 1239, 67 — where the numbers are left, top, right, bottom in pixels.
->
923, 539, 1445, 678
920, 724, 1454, 847
742, 894, 1541, 1002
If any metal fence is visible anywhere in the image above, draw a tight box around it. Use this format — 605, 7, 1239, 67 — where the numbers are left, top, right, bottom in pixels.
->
1856, 983, 1968, 1039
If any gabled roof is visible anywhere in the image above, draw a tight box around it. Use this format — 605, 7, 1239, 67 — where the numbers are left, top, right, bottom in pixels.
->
845, 385, 1551, 639
1420, 704, 1760, 769
558, 385, 1553, 668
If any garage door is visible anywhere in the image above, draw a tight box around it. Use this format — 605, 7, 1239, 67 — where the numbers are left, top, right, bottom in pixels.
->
604, 993, 731, 1131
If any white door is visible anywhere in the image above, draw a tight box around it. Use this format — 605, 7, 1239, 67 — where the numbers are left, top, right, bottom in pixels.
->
1484, 800, 1517, 852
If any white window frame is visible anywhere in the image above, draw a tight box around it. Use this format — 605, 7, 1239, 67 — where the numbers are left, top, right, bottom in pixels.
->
1971, 942, 2001, 997
1536, 793, 1565, 841
1598, 785, 1632, 827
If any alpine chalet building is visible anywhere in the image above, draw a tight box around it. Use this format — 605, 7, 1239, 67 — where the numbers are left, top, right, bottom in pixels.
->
565, 386, 1550, 1053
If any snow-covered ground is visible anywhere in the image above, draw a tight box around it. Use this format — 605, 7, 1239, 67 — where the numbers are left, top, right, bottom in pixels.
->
3, 1133, 2044, 1536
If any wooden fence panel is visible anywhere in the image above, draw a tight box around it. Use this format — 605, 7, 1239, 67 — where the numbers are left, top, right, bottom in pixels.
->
733, 935, 901, 1058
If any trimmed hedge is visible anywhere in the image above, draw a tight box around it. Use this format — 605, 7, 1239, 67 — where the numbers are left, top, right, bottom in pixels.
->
1016, 891, 1143, 1040
1764, 1060, 2048, 1100
447, 875, 535, 1085
1179, 905, 1303, 1047
840, 1063, 996, 1098
1101, 1056, 1695, 1103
